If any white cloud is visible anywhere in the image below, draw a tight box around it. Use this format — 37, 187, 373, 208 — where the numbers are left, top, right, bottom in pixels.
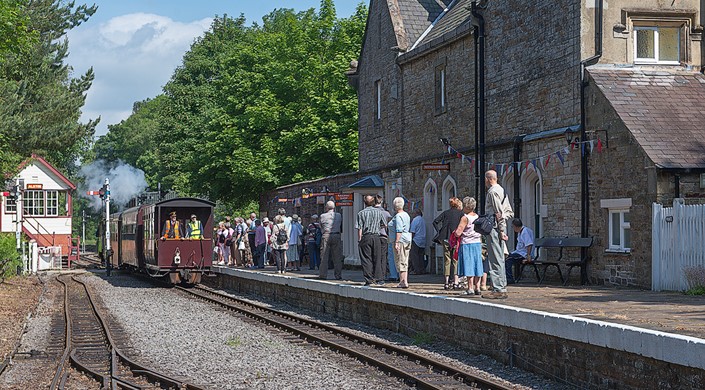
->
67, 13, 213, 137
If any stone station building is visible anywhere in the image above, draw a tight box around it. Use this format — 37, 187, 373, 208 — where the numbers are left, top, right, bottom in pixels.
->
262, 0, 705, 288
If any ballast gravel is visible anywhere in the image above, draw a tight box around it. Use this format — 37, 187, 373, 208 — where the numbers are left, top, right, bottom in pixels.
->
80, 272, 406, 389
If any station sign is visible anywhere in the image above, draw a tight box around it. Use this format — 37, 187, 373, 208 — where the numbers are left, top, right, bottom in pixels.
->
422, 163, 450, 171
26, 183, 43, 190
335, 200, 354, 207
334, 194, 353, 201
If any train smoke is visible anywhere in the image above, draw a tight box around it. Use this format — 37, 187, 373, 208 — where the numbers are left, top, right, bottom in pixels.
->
79, 160, 148, 211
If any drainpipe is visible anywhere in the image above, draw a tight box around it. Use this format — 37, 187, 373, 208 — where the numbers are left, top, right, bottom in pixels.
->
512, 135, 525, 221
471, 0, 488, 213
579, 0, 603, 284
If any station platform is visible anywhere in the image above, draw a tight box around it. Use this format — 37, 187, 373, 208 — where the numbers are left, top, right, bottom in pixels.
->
208, 264, 705, 389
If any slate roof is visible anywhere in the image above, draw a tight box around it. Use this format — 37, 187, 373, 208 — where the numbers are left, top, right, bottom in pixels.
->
347, 175, 385, 188
396, 0, 450, 48
416, 0, 473, 46
590, 67, 705, 169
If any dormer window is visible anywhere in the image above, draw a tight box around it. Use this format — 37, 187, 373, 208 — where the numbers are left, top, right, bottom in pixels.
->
634, 26, 680, 64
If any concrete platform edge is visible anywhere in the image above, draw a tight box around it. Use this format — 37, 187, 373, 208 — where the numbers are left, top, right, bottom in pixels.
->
212, 266, 705, 370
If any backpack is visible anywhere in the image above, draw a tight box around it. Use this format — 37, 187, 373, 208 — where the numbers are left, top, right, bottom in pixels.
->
275, 225, 288, 245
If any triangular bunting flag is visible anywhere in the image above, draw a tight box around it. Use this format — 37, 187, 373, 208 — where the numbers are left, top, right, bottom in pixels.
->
597, 138, 603, 153
589, 140, 595, 154
556, 151, 565, 165
545, 154, 551, 167
531, 159, 537, 171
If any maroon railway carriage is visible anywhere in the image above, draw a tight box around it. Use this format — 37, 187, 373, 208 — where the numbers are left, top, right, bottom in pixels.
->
110, 197, 214, 284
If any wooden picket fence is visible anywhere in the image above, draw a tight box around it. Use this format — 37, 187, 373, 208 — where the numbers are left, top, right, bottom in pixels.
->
652, 199, 705, 291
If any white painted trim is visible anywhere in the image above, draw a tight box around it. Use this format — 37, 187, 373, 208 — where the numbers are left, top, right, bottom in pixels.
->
600, 198, 632, 209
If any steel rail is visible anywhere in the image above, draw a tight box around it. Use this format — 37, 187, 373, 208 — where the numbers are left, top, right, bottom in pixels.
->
178, 284, 515, 390
50, 274, 205, 390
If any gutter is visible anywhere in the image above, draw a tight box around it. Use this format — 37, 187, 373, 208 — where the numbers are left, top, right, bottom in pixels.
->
471, 0, 488, 213
579, 0, 603, 284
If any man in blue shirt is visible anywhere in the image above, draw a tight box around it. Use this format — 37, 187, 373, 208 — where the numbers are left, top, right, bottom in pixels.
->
505, 218, 534, 284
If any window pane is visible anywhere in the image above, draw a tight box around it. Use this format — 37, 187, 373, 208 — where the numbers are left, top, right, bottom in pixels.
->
659, 28, 679, 61
611, 212, 620, 246
623, 227, 631, 249
622, 212, 630, 223
636, 29, 655, 59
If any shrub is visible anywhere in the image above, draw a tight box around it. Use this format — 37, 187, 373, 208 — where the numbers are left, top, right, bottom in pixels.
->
0, 233, 21, 283
683, 265, 705, 295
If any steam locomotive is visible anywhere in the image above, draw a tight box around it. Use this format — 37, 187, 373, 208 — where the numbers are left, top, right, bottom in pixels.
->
100, 197, 214, 284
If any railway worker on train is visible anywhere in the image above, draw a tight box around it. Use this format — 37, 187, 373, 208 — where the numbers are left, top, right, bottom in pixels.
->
186, 214, 204, 239
161, 211, 184, 240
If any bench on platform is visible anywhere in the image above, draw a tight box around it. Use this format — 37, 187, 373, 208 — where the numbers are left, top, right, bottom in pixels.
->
518, 237, 593, 285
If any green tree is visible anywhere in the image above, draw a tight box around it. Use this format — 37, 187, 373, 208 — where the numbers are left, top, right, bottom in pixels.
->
0, 233, 21, 283
0, 0, 98, 174
95, 1, 367, 211
0, 0, 37, 59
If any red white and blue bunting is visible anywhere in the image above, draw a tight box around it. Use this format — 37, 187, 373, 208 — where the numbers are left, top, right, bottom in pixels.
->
441, 137, 604, 176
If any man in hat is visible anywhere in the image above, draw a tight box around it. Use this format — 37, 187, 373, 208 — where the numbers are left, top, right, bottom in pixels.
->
186, 214, 203, 239
162, 211, 184, 240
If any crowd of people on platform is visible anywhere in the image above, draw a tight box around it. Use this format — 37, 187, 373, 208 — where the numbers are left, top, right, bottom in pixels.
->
209, 209, 318, 274
205, 170, 531, 299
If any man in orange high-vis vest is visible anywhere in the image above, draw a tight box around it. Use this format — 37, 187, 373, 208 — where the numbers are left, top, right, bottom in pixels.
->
162, 211, 184, 240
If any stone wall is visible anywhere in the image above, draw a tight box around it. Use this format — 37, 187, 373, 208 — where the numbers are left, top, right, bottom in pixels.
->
206, 273, 705, 390
356, 0, 405, 172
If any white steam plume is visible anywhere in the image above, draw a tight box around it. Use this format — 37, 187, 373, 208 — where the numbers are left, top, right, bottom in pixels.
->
79, 160, 148, 211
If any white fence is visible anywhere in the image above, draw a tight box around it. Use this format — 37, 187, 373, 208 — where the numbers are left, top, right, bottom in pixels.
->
652, 199, 705, 291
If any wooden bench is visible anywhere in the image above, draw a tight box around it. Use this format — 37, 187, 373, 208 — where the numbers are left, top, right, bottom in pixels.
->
518, 237, 593, 285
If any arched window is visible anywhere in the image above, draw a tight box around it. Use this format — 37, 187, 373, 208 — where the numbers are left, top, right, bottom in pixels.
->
423, 179, 438, 249
441, 175, 457, 211
502, 165, 543, 249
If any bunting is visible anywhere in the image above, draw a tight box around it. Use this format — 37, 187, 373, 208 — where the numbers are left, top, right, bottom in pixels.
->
438, 135, 604, 176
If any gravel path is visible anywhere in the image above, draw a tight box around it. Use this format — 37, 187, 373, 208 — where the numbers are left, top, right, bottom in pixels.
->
81, 272, 406, 389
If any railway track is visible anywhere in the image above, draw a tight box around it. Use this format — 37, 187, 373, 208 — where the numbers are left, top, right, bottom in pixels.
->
177, 284, 515, 390
51, 274, 203, 390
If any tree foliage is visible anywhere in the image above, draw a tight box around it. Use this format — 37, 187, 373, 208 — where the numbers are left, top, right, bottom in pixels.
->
0, 233, 21, 283
95, 0, 367, 209
0, 0, 98, 175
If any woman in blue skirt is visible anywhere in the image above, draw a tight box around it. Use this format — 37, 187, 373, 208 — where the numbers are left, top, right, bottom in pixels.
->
454, 197, 484, 295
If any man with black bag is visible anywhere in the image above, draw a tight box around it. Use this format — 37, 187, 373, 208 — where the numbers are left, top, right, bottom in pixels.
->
483, 170, 513, 299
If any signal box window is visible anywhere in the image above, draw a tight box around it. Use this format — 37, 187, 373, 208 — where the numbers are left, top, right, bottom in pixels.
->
25, 190, 45, 216
46, 190, 59, 216
5, 198, 16, 213
635, 26, 680, 64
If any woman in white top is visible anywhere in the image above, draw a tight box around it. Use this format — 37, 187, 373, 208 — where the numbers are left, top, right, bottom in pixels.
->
454, 197, 483, 295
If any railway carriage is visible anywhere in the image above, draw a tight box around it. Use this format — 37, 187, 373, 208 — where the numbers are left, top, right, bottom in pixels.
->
102, 197, 214, 284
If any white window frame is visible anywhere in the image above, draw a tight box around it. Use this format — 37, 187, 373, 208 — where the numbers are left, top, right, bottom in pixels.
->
440, 67, 446, 109
5, 198, 16, 214
46, 190, 59, 216
374, 79, 382, 120
608, 209, 631, 253
633, 26, 680, 65
24, 190, 45, 216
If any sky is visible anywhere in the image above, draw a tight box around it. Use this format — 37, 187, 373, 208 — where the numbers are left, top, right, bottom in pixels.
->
66, 1, 361, 137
